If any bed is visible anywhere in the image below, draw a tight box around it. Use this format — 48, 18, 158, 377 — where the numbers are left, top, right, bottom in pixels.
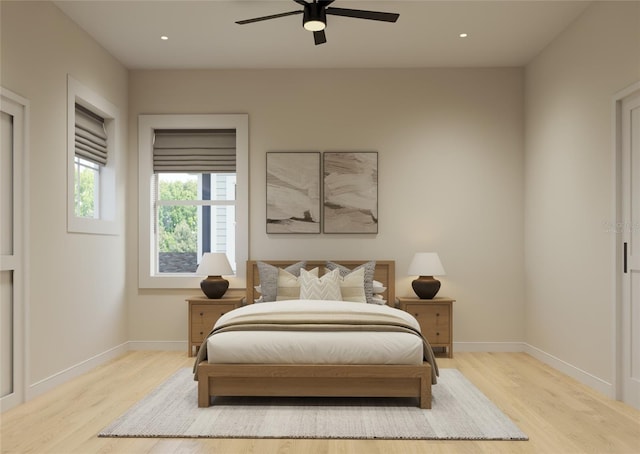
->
194, 260, 437, 409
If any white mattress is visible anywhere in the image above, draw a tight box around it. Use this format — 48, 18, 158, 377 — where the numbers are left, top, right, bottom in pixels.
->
206, 300, 424, 365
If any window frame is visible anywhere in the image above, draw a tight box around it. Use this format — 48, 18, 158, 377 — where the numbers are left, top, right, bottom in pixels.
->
67, 75, 119, 235
138, 114, 248, 289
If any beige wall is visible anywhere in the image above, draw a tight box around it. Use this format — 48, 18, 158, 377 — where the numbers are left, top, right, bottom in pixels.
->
7, 0, 637, 402
525, 1, 640, 388
1, 2, 128, 385
4, 0, 637, 404
127, 68, 525, 346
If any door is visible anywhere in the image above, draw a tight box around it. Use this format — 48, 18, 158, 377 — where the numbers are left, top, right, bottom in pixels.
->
620, 87, 640, 409
1, 89, 27, 412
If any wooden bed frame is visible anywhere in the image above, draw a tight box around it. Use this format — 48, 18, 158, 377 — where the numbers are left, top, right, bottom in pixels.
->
196, 260, 433, 409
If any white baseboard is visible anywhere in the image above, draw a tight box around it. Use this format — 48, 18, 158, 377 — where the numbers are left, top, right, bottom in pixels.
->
523, 343, 614, 398
25, 341, 186, 402
26, 342, 129, 401
453, 341, 613, 398
127, 340, 187, 351
21, 340, 614, 406
453, 341, 525, 352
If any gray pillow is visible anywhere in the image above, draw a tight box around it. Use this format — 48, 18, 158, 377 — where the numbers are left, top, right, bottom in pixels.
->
325, 261, 376, 304
256, 261, 306, 302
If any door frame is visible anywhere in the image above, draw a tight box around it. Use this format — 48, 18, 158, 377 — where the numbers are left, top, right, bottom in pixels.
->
612, 81, 640, 404
0, 87, 29, 412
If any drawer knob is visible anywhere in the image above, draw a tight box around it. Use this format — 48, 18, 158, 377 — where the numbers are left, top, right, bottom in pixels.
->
199, 312, 204, 316
413, 313, 419, 317
436, 313, 440, 317
436, 332, 440, 336
220, 312, 225, 316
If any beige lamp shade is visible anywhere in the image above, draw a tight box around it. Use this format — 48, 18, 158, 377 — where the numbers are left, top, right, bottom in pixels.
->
196, 252, 233, 276
408, 252, 446, 277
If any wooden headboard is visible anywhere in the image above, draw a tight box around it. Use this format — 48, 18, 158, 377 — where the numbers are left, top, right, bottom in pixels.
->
246, 260, 395, 305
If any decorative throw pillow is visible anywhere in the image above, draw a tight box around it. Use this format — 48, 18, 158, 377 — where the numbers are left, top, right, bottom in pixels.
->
335, 266, 367, 303
256, 261, 306, 302
326, 260, 376, 304
276, 267, 318, 301
299, 268, 343, 301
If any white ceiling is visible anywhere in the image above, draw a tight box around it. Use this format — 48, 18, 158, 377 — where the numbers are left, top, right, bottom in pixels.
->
53, 0, 591, 70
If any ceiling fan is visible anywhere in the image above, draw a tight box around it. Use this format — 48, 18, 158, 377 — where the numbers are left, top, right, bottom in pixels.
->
236, 0, 400, 45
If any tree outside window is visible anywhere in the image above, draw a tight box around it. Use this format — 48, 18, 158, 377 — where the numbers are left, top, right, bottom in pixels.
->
74, 157, 99, 219
155, 173, 235, 274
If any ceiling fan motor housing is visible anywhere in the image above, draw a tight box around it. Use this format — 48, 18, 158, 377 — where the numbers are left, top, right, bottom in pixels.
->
303, 2, 327, 31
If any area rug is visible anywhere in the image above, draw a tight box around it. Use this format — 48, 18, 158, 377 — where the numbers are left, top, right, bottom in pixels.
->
99, 368, 527, 440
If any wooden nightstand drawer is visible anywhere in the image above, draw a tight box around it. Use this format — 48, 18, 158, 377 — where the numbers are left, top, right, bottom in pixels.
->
397, 296, 455, 358
405, 303, 450, 343
187, 296, 243, 356
191, 303, 237, 342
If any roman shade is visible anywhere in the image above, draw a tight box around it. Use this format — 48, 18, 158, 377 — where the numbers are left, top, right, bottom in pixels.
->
153, 129, 236, 173
75, 103, 107, 166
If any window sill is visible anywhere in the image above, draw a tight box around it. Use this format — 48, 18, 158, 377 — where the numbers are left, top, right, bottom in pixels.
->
138, 273, 243, 290
67, 216, 119, 236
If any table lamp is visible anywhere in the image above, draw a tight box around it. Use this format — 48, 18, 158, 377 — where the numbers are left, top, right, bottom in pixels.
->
408, 252, 446, 299
196, 252, 233, 299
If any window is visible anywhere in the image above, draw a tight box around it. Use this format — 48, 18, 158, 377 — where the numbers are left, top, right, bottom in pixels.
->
154, 129, 236, 273
73, 103, 107, 219
67, 76, 119, 235
74, 156, 99, 218
138, 115, 248, 289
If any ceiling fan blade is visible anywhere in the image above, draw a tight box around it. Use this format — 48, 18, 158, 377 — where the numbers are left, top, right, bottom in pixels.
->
236, 10, 302, 25
313, 30, 327, 45
326, 7, 399, 22
293, 0, 308, 6
319, 0, 337, 6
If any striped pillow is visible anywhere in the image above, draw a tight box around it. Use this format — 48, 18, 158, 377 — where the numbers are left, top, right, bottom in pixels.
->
256, 261, 306, 302
276, 267, 318, 301
326, 261, 376, 304
299, 268, 342, 301
336, 267, 367, 303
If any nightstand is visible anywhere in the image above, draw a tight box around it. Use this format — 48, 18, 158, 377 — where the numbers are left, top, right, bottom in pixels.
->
186, 296, 243, 357
397, 296, 455, 358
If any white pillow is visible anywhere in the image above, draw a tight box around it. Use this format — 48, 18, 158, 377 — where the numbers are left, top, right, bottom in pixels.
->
276, 267, 318, 301
336, 267, 367, 303
299, 268, 343, 301
372, 279, 387, 294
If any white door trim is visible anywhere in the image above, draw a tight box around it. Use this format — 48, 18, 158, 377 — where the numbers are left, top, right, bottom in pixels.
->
0, 87, 29, 412
612, 80, 640, 406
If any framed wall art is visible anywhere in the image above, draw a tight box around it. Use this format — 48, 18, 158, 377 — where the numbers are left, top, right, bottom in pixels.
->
323, 151, 378, 234
266, 151, 321, 234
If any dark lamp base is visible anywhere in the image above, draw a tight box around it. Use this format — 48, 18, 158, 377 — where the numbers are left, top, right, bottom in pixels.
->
411, 276, 441, 299
200, 276, 229, 299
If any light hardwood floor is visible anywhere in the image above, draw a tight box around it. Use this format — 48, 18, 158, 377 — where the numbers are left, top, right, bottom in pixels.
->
1, 351, 638, 454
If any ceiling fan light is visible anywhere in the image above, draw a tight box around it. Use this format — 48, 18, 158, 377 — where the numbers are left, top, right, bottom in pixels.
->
304, 20, 326, 31
303, 3, 326, 32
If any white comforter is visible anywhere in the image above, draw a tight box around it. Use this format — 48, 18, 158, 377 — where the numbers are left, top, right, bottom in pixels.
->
205, 300, 428, 366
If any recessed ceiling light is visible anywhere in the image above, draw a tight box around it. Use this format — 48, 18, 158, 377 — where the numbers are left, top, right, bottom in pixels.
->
160, 35, 169, 41
459, 33, 468, 38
